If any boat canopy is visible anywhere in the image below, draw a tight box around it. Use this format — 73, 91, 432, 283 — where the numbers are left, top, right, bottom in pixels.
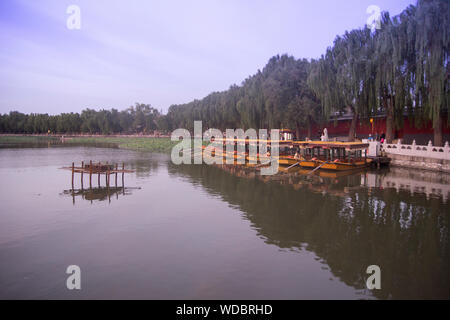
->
210, 138, 368, 150
293, 141, 369, 151
213, 138, 293, 145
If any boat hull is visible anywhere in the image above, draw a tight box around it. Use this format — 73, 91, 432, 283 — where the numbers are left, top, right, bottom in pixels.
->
278, 156, 301, 166
300, 160, 370, 171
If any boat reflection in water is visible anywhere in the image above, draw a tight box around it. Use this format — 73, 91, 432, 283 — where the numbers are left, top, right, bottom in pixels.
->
61, 186, 141, 204
169, 162, 450, 299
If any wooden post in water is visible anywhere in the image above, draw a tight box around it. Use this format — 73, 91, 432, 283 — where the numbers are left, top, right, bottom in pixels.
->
98, 162, 101, 187
81, 161, 84, 189
122, 162, 125, 195
122, 163, 125, 187
89, 160, 92, 189
115, 164, 118, 187
106, 162, 110, 188
71, 162, 74, 189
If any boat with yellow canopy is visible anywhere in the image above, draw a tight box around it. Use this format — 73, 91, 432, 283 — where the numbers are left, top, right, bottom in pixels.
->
291, 141, 371, 171
211, 137, 292, 165
200, 137, 371, 172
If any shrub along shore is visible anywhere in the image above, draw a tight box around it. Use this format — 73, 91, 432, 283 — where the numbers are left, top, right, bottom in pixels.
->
0, 135, 178, 153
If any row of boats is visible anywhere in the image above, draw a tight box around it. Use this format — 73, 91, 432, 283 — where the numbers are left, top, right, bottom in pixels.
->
200, 139, 372, 172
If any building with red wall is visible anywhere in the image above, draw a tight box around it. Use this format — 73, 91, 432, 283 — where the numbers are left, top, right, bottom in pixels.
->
300, 114, 450, 145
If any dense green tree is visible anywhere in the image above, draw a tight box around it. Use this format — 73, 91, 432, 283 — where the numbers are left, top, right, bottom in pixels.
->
414, 0, 449, 146
309, 28, 375, 141
374, 9, 417, 143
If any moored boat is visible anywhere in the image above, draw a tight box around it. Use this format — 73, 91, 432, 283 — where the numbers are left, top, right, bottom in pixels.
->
293, 141, 371, 171
199, 138, 371, 172
278, 155, 301, 166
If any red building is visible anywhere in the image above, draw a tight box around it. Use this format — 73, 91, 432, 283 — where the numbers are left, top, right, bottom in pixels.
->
300, 114, 450, 145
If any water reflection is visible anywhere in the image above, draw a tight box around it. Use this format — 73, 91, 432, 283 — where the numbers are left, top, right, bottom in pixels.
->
1, 144, 449, 299
168, 163, 450, 299
362, 167, 450, 202
197, 164, 450, 203
126, 158, 161, 178
61, 186, 141, 204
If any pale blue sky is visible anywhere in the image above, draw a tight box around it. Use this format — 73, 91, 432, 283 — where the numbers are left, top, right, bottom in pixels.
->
0, 0, 416, 114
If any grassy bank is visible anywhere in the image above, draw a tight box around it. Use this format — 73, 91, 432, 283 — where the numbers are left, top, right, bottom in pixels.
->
0, 135, 59, 143
0, 135, 178, 153
66, 137, 178, 152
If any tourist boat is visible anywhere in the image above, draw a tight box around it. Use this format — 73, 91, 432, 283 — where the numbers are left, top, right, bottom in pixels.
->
278, 155, 301, 166
279, 166, 366, 178
201, 146, 242, 162
212, 137, 292, 165
277, 140, 302, 167
246, 153, 272, 164
201, 138, 371, 172
292, 141, 371, 171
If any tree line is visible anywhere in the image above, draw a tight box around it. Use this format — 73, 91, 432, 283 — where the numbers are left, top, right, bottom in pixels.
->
1, 0, 448, 145
0, 104, 163, 135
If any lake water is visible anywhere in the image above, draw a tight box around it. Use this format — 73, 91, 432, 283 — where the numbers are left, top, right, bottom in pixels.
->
0, 145, 449, 299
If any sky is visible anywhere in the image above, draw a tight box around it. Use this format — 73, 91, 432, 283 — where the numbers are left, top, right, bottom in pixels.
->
0, 0, 416, 115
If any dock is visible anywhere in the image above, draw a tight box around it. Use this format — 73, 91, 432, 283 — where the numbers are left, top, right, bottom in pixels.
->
60, 161, 135, 189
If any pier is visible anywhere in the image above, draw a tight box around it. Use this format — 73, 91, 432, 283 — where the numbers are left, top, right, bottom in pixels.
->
60, 161, 134, 189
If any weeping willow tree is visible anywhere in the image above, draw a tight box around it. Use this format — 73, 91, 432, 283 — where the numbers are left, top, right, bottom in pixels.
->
308, 49, 343, 125
374, 8, 417, 143
285, 60, 322, 139
309, 29, 375, 141
414, 0, 449, 146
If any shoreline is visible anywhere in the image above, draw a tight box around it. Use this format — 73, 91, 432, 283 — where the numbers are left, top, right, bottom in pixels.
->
0, 134, 177, 153
2, 134, 450, 176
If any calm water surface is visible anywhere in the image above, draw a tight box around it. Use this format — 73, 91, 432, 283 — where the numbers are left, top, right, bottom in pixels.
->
0, 145, 449, 299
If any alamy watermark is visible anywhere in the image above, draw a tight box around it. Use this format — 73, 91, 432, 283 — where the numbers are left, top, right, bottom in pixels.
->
66, 265, 81, 290
170, 121, 279, 176
366, 5, 381, 31
366, 265, 381, 290
66, 5, 81, 30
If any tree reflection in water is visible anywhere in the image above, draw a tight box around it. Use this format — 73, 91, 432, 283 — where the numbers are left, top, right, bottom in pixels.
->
168, 163, 450, 299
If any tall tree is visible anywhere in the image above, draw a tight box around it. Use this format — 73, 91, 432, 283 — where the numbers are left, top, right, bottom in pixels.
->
414, 0, 449, 146
284, 59, 321, 139
309, 29, 375, 141
374, 8, 417, 143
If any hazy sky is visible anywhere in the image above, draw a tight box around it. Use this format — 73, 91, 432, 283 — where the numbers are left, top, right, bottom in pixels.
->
0, 0, 416, 114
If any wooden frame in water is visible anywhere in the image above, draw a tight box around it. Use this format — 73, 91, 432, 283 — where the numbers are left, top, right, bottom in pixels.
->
61, 161, 134, 189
